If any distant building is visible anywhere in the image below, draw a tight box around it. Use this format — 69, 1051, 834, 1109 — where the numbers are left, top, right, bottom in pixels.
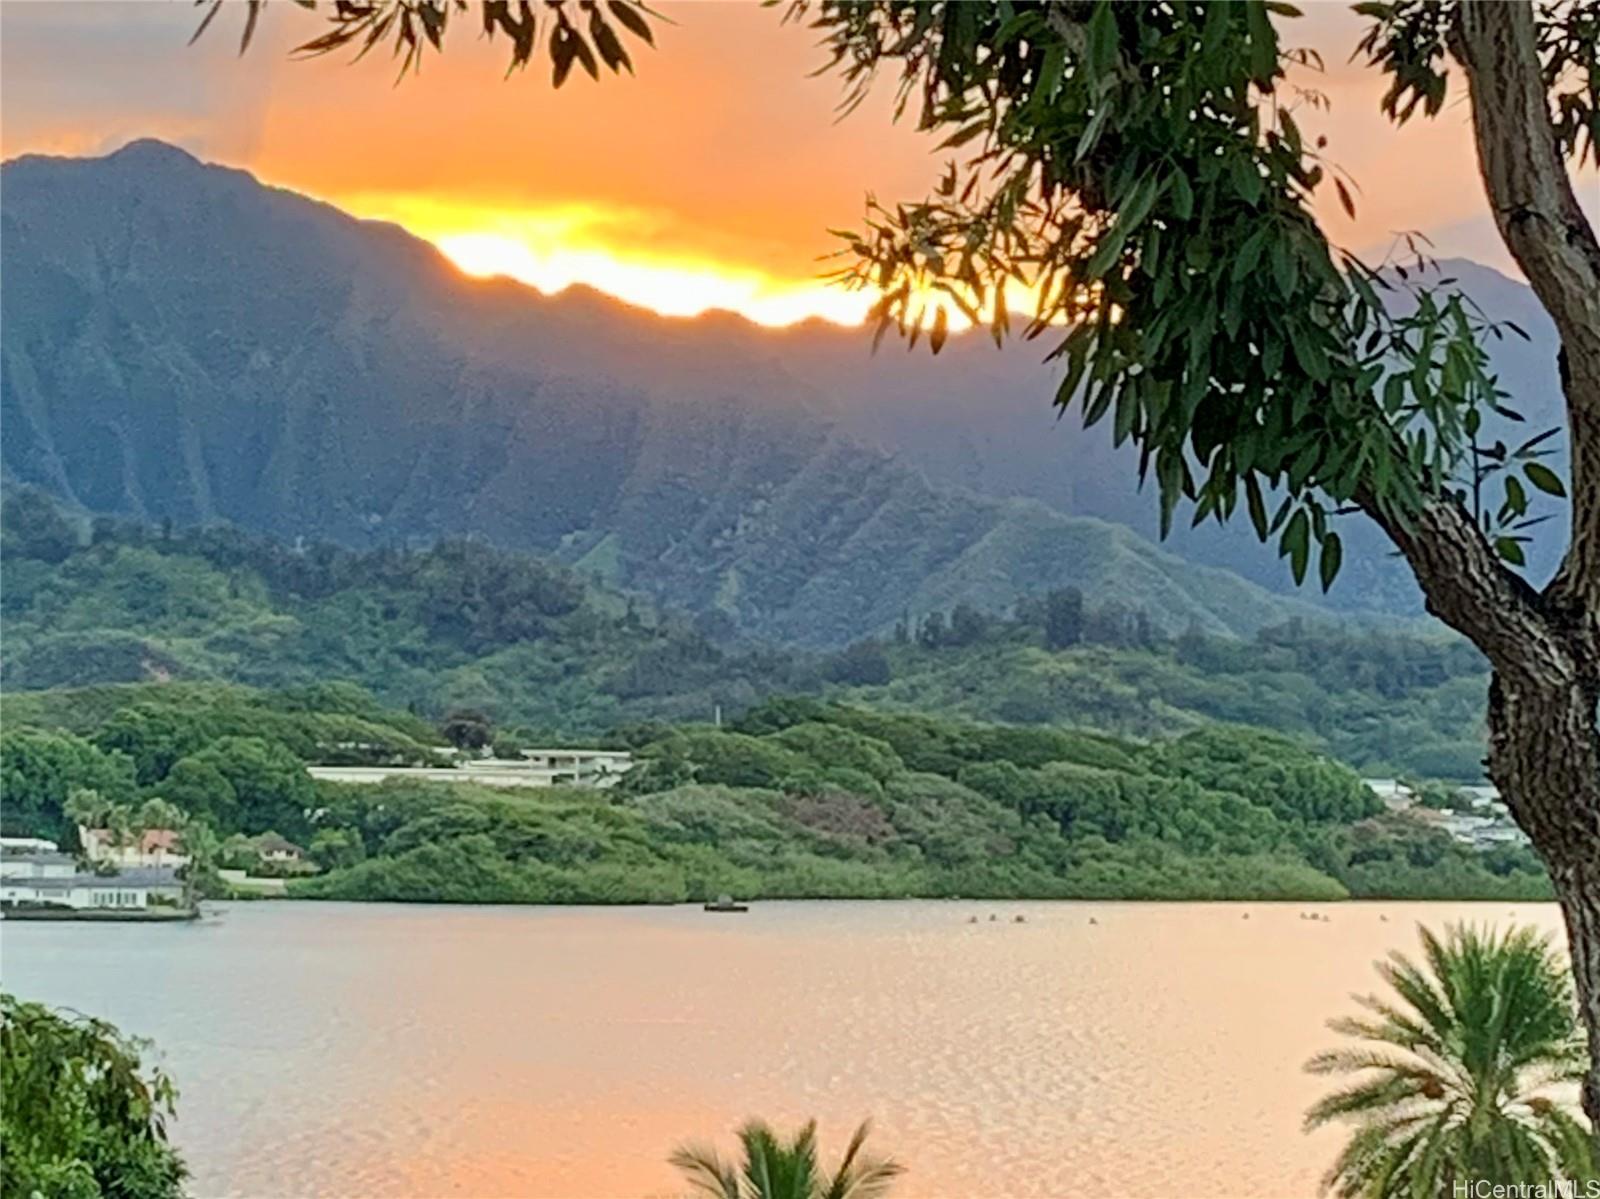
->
308, 750, 633, 789
1, 866, 184, 912
254, 832, 305, 864
1362, 778, 1529, 850
79, 827, 191, 870
0, 836, 60, 854
0, 852, 79, 880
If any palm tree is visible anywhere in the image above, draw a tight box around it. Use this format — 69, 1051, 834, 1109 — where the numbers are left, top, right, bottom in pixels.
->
670, 1118, 902, 1199
172, 818, 219, 912
1306, 923, 1595, 1196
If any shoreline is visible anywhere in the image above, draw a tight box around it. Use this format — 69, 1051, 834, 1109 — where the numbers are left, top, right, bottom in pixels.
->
1, 906, 200, 922
257, 892, 1560, 908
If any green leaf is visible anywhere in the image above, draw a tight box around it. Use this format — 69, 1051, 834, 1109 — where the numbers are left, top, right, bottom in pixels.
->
1231, 155, 1264, 207
1494, 537, 1527, 567
1170, 171, 1194, 221
1244, 474, 1269, 541
1053, 348, 1090, 413
1232, 228, 1268, 282
1281, 508, 1310, 584
1523, 462, 1567, 497
1075, 104, 1111, 163
1086, 2, 1119, 80
1245, 0, 1277, 82
1318, 530, 1342, 592
1113, 387, 1139, 443
1156, 449, 1186, 538
1502, 474, 1527, 517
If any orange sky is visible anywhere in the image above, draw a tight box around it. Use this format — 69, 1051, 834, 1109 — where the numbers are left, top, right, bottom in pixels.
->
2, 1, 1593, 326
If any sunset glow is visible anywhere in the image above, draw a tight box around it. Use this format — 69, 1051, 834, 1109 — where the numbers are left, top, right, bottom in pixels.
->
4, 0, 1575, 329
436, 227, 874, 327
346, 196, 875, 327
342, 195, 1014, 330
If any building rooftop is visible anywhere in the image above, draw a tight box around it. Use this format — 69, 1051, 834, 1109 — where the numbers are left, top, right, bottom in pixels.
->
0, 837, 60, 853
0, 852, 78, 869
7, 867, 184, 891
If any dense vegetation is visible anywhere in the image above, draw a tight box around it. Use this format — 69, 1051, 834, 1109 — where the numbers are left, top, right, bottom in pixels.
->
3, 488, 1491, 780
0, 670, 1549, 903
0, 993, 186, 1199
2, 487, 1530, 902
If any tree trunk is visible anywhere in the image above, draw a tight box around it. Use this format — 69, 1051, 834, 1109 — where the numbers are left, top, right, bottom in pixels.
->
1372, 486, 1600, 1138
1443, 0, 1600, 1143
1550, 851, 1600, 1131
1484, 663, 1600, 1133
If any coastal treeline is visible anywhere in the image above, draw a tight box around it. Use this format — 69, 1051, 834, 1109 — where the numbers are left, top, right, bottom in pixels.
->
0, 681, 1548, 904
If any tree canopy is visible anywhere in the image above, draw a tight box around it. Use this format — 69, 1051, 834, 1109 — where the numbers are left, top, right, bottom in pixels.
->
0, 994, 186, 1199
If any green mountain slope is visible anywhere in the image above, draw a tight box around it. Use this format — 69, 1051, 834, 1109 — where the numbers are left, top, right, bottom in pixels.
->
2, 488, 1488, 779
1, 139, 1330, 645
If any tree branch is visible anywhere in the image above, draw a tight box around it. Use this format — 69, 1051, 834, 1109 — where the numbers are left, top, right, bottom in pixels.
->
1355, 484, 1569, 684
1454, 0, 1600, 636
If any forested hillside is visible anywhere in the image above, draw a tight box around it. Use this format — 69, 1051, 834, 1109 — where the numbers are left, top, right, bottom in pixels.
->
801, 257, 1567, 606
0, 673, 1546, 904
3, 488, 1488, 779
1, 139, 1404, 644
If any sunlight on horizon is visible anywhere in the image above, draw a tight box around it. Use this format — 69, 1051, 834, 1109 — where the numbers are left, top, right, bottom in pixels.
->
337, 195, 1029, 332
437, 230, 877, 327
347, 195, 879, 328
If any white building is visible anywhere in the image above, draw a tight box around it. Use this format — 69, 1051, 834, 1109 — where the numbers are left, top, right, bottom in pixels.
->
0, 853, 78, 880
0, 867, 184, 911
309, 750, 633, 790
0, 836, 60, 854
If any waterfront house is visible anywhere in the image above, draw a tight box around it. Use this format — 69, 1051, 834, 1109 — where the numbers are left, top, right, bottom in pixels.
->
254, 832, 306, 864
1, 866, 184, 912
79, 826, 191, 870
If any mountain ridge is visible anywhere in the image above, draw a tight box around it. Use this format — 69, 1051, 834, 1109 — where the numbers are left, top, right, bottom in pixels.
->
4, 138, 1531, 644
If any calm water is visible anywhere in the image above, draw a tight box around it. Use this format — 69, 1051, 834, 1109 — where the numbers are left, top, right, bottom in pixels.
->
0, 900, 1569, 1199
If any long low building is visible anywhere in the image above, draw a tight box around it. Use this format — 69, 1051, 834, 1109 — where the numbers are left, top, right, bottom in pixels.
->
0, 852, 77, 880
1, 866, 184, 912
308, 752, 633, 790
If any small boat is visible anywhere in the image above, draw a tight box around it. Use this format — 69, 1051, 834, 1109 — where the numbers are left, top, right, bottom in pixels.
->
703, 894, 749, 913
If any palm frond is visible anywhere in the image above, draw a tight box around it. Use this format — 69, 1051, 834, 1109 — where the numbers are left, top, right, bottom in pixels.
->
1307, 922, 1594, 1199
669, 1141, 742, 1199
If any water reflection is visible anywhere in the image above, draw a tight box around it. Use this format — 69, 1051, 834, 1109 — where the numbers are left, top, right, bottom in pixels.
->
1, 900, 1567, 1198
